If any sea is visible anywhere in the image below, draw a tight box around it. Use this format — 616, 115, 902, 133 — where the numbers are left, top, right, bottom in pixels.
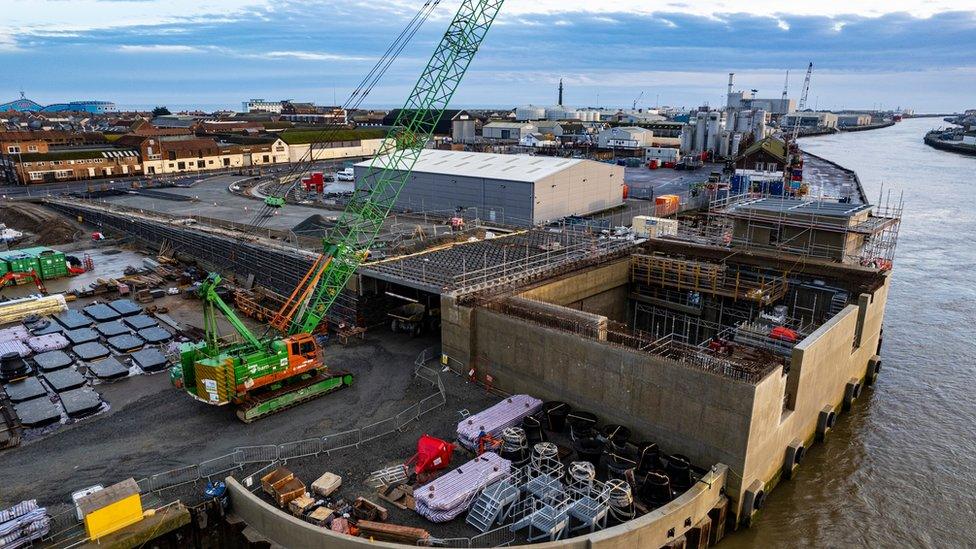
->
725, 117, 976, 548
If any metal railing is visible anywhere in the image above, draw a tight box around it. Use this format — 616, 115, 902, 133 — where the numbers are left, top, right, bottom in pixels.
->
132, 347, 447, 496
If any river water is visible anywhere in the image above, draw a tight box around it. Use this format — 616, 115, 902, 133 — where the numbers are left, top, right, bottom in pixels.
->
725, 117, 976, 548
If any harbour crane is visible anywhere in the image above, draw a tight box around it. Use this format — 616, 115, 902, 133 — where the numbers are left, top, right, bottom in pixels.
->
171, 0, 506, 422
785, 62, 813, 191
633, 91, 644, 111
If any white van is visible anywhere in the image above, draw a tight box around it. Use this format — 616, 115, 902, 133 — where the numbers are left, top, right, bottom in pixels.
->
336, 168, 355, 182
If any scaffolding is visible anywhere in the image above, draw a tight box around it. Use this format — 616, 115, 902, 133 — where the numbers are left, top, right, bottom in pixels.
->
674, 187, 903, 268
630, 254, 788, 305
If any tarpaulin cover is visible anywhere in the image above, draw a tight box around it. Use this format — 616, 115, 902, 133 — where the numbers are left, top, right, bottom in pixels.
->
0, 340, 31, 358
0, 325, 30, 342
96, 321, 130, 337
55, 310, 91, 330
414, 452, 511, 522
456, 394, 543, 451
131, 348, 167, 371
87, 357, 129, 380
26, 333, 70, 353
33, 350, 73, 372
44, 368, 87, 393
107, 334, 145, 353
13, 397, 61, 427
60, 387, 102, 418
72, 342, 111, 361
30, 320, 63, 335
108, 299, 142, 317
4, 377, 46, 403
138, 327, 172, 344
123, 315, 157, 330
64, 328, 98, 345
83, 303, 121, 322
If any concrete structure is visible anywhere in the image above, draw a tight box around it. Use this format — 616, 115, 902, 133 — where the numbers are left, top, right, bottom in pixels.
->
727, 89, 795, 115
782, 112, 839, 130
598, 126, 654, 149
440, 236, 892, 528
680, 111, 727, 156
482, 121, 537, 141
354, 150, 623, 225
226, 465, 728, 548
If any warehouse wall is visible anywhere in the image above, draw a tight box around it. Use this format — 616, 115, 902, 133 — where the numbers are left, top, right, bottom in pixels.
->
532, 161, 624, 224
355, 160, 623, 227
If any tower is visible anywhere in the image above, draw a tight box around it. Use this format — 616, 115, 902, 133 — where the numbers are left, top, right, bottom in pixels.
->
558, 79, 563, 106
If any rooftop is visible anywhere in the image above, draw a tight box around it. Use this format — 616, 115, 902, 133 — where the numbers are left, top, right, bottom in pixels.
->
355, 149, 585, 182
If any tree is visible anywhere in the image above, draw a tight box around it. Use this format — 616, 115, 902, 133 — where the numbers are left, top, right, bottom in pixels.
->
152, 106, 171, 117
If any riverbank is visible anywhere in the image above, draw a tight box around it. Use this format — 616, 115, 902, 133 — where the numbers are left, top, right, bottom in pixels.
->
839, 120, 896, 133
923, 130, 976, 157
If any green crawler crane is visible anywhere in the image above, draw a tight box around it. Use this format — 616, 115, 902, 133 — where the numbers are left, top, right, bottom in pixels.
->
171, 0, 506, 422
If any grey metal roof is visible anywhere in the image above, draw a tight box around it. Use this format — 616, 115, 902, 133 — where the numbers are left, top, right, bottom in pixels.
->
731, 198, 871, 218
355, 149, 586, 183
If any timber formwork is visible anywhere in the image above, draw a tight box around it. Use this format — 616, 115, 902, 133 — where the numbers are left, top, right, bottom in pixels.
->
630, 254, 788, 305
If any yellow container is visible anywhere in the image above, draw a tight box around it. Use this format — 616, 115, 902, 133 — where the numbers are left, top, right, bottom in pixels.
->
79, 478, 144, 540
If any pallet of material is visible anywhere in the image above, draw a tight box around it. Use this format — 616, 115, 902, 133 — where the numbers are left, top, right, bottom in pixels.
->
356, 520, 429, 545
273, 478, 306, 507
288, 495, 317, 517
260, 468, 294, 497
311, 472, 342, 497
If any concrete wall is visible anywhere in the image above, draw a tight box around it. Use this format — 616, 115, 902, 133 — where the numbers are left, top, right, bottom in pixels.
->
442, 257, 892, 524
738, 273, 890, 514
467, 307, 756, 493
518, 259, 630, 322
225, 465, 728, 549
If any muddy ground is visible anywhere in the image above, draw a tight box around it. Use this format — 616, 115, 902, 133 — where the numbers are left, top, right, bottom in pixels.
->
0, 202, 85, 247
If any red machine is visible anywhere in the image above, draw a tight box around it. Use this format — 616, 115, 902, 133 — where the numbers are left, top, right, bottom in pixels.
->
303, 172, 326, 193
770, 326, 798, 342
406, 435, 454, 476
0, 270, 47, 294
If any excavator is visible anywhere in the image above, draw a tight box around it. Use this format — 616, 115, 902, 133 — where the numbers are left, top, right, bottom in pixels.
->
171, 0, 505, 422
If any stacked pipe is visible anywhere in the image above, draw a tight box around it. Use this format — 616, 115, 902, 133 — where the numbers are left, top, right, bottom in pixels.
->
0, 294, 67, 325
0, 500, 50, 547
414, 452, 511, 523
456, 395, 542, 451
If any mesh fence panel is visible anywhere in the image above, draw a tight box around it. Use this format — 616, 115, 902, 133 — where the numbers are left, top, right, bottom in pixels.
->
278, 438, 322, 461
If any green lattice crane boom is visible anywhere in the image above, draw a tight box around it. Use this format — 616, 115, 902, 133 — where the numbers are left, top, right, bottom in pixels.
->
271, 0, 505, 336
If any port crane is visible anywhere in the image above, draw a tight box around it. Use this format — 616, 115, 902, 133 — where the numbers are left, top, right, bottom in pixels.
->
172, 0, 506, 422
785, 62, 813, 191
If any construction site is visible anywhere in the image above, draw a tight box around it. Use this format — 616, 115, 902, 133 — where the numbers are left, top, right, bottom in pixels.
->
0, 2, 902, 548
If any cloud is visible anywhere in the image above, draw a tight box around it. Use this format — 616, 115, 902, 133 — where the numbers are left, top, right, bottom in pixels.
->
262, 50, 367, 62
118, 44, 208, 53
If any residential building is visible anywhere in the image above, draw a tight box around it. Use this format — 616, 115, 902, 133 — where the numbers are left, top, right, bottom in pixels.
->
734, 136, 788, 173
598, 126, 654, 149
279, 102, 347, 125
243, 99, 286, 114
383, 109, 465, 135
11, 147, 142, 184
519, 133, 558, 148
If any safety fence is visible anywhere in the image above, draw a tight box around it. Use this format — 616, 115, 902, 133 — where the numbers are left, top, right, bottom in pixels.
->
133, 347, 447, 496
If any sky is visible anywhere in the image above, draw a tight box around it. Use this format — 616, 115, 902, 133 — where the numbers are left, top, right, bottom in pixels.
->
2, 0, 976, 112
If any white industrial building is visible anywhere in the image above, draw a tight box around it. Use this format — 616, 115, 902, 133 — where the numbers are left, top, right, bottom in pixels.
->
782, 112, 839, 130
482, 121, 538, 141
644, 146, 681, 163
354, 150, 624, 226
242, 99, 285, 113
598, 126, 655, 149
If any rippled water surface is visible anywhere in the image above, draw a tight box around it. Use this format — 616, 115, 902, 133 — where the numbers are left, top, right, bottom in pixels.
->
724, 117, 976, 548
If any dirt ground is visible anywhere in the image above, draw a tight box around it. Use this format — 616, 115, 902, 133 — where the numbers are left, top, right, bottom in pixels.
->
0, 202, 85, 247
